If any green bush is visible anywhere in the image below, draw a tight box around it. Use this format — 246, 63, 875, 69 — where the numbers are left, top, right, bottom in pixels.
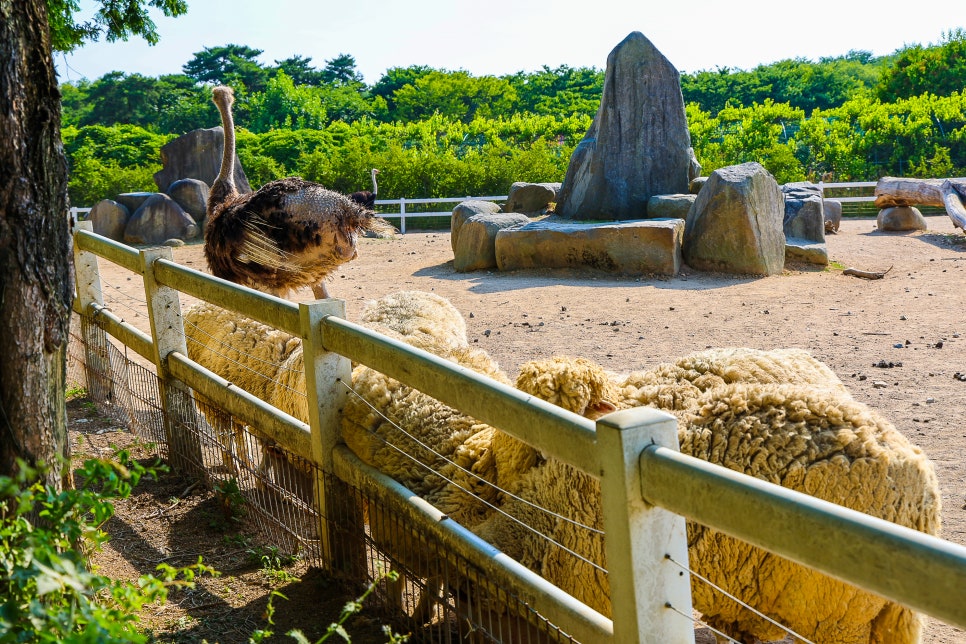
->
0, 455, 214, 643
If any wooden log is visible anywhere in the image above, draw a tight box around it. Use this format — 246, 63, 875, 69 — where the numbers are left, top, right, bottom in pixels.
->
941, 180, 966, 229
874, 177, 947, 208
874, 176, 966, 230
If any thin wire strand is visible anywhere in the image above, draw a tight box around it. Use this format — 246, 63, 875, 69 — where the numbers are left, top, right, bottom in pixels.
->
339, 380, 608, 575
98, 276, 149, 306
665, 554, 816, 644
339, 378, 602, 535
664, 603, 741, 644
179, 313, 304, 377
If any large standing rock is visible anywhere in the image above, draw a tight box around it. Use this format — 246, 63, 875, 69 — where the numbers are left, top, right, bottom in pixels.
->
166, 178, 210, 221
124, 193, 199, 245
153, 127, 251, 194
877, 206, 928, 231
496, 218, 684, 276
453, 213, 531, 272
451, 200, 502, 252
89, 199, 130, 241
505, 182, 560, 214
555, 32, 695, 220
683, 162, 786, 275
782, 182, 826, 243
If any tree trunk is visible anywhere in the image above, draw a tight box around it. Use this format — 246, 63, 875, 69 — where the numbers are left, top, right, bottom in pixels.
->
0, 0, 73, 489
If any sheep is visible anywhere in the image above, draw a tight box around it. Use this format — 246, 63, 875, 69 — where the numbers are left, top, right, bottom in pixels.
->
485, 353, 942, 644
183, 301, 302, 477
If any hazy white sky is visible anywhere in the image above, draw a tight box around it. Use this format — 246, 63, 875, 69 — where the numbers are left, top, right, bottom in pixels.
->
54, 0, 965, 84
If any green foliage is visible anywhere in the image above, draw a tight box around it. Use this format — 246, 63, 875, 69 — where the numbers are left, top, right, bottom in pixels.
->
182, 43, 271, 91
61, 124, 170, 204
0, 455, 215, 643
876, 29, 966, 101
46, 0, 188, 52
393, 71, 518, 123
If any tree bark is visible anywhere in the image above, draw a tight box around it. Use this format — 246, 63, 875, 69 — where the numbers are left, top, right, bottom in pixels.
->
0, 0, 73, 489
875, 176, 966, 230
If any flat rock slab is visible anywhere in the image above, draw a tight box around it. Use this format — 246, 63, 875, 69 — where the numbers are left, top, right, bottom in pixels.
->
785, 237, 829, 265
495, 218, 683, 276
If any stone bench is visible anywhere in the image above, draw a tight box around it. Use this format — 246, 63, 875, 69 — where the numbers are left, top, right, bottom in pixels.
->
494, 218, 684, 276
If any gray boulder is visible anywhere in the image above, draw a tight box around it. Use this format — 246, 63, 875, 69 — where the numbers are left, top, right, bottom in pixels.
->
785, 238, 829, 265
453, 213, 531, 272
505, 182, 560, 214
115, 192, 154, 213
555, 32, 693, 220
824, 199, 843, 233
495, 218, 684, 276
683, 162, 786, 275
89, 199, 130, 241
782, 183, 826, 243
689, 176, 708, 195
647, 194, 696, 219
451, 200, 502, 252
153, 127, 251, 194
167, 178, 210, 221
877, 206, 928, 231
124, 193, 199, 245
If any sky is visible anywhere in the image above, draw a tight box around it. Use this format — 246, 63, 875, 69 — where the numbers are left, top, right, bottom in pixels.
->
54, 0, 966, 85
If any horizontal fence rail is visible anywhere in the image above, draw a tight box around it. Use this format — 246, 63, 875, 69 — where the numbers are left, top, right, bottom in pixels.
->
319, 315, 601, 475
640, 445, 966, 630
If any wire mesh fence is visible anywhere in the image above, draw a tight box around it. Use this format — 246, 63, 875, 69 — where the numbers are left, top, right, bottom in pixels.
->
66, 309, 581, 643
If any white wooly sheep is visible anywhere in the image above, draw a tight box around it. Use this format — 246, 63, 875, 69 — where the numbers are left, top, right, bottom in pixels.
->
467, 353, 941, 644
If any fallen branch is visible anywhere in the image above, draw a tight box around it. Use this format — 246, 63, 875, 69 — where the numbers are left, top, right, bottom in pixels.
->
843, 265, 893, 280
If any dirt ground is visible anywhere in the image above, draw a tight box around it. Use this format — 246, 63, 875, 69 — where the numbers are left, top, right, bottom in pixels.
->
77, 215, 966, 643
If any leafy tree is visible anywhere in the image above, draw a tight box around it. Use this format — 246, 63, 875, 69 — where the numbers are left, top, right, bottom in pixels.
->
322, 53, 365, 86
274, 55, 326, 86
876, 29, 966, 101
182, 43, 270, 91
45, 0, 187, 52
370, 65, 435, 116
393, 71, 518, 123
505, 65, 603, 117
248, 71, 328, 132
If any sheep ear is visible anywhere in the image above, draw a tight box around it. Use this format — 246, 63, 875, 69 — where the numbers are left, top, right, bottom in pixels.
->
590, 400, 618, 414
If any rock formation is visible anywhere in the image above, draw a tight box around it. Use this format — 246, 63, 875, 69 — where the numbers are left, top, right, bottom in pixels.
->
683, 162, 786, 275
555, 31, 697, 220
153, 127, 251, 195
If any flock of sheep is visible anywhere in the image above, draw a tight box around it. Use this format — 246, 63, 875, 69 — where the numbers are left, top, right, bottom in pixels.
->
182, 290, 941, 644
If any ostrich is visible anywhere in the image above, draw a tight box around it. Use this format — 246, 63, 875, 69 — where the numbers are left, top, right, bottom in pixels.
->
349, 168, 379, 210
204, 86, 393, 299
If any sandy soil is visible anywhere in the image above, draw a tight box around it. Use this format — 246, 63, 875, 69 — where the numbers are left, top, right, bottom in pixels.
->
84, 215, 966, 643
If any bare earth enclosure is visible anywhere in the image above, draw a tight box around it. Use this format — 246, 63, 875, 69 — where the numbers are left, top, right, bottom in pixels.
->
73, 215, 966, 643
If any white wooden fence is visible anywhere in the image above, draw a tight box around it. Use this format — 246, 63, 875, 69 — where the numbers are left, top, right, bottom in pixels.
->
69, 220, 966, 642
69, 183, 890, 235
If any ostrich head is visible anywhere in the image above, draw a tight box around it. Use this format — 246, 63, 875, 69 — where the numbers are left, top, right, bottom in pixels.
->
209, 85, 239, 215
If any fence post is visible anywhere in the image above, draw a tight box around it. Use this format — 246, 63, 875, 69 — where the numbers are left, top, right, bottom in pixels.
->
298, 300, 360, 576
71, 221, 113, 403
140, 246, 202, 473
595, 407, 694, 643
399, 197, 407, 234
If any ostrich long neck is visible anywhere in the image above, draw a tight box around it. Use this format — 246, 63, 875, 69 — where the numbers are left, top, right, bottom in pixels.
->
213, 88, 238, 197
371, 169, 378, 195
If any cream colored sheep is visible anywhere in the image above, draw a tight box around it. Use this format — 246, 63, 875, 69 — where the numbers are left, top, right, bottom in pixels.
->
488, 354, 941, 644
183, 301, 302, 476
